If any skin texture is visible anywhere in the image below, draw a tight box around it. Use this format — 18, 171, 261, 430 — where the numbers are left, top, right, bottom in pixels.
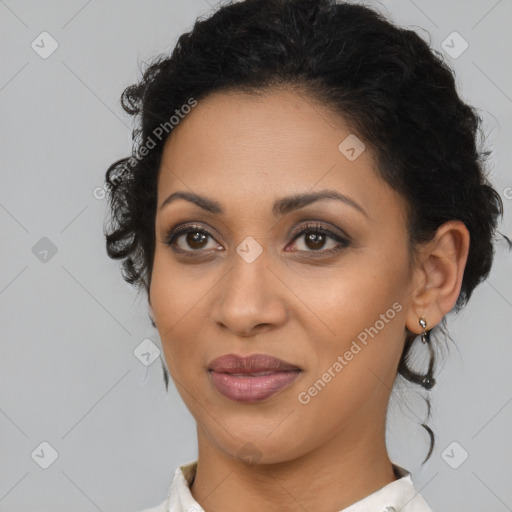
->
149, 88, 470, 512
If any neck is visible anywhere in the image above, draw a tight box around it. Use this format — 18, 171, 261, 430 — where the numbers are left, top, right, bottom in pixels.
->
189, 423, 397, 512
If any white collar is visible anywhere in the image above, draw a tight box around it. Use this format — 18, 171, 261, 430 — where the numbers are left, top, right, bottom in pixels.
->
146, 460, 435, 512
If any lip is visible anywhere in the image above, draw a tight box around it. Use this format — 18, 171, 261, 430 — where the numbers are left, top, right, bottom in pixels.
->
208, 353, 301, 373
208, 353, 302, 403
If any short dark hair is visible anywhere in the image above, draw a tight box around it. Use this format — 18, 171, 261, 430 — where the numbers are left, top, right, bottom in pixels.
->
103, 0, 505, 462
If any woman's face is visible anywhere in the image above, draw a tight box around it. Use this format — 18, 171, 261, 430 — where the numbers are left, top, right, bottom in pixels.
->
150, 88, 416, 464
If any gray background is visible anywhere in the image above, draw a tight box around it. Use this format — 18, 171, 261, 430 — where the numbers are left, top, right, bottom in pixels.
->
0, 0, 511, 511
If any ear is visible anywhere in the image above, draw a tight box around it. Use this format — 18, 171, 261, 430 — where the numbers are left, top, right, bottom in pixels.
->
405, 220, 470, 334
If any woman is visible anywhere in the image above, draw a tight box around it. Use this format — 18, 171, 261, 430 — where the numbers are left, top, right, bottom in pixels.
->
104, 0, 504, 510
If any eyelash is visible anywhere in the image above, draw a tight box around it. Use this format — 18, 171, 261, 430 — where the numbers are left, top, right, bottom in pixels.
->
163, 221, 350, 258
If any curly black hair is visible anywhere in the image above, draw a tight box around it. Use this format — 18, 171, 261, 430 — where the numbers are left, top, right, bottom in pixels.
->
103, 0, 505, 463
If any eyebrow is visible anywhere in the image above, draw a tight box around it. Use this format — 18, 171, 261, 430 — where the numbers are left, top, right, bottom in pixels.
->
159, 189, 368, 218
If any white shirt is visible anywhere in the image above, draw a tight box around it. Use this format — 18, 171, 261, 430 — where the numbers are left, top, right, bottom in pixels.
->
139, 460, 434, 512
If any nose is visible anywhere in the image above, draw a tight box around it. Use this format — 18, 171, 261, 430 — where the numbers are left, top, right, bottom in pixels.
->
211, 249, 288, 337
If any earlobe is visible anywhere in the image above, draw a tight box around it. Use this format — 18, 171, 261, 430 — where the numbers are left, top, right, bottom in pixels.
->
405, 220, 470, 333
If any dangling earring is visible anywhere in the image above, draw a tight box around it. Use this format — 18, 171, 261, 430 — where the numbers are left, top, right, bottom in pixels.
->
419, 317, 430, 344
418, 316, 435, 390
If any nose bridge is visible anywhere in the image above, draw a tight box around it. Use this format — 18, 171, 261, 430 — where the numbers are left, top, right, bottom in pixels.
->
226, 235, 271, 302
212, 236, 286, 332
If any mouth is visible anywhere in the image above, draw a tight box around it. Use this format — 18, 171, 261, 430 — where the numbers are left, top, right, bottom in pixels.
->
208, 352, 301, 373
207, 353, 303, 403
208, 369, 302, 403
219, 371, 290, 377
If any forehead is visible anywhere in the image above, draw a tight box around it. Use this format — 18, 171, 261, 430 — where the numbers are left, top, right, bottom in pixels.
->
155, 88, 406, 225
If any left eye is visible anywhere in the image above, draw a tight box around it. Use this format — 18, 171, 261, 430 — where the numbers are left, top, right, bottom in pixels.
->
289, 224, 349, 254
163, 222, 350, 256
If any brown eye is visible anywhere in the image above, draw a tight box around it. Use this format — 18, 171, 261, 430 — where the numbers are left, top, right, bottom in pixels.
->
288, 222, 350, 257
164, 221, 350, 258
303, 231, 328, 250
184, 231, 208, 249
164, 225, 219, 253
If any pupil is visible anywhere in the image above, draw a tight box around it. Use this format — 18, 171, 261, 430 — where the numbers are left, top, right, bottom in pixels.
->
188, 231, 207, 248
307, 232, 325, 250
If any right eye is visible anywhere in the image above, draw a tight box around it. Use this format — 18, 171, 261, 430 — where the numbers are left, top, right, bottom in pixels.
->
164, 224, 222, 254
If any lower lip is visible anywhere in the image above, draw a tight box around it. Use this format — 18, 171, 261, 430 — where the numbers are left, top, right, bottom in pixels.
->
209, 370, 302, 403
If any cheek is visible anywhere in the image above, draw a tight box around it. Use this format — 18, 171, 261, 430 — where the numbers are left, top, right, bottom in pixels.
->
313, 266, 403, 332
150, 249, 203, 326
149, 254, 201, 372
308, 242, 410, 367
299, 293, 406, 428
150, 260, 177, 330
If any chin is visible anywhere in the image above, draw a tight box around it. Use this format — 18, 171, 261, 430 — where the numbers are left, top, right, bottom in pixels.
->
213, 430, 305, 467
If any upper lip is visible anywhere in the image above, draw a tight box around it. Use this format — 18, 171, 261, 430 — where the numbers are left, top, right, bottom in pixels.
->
208, 353, 301, 374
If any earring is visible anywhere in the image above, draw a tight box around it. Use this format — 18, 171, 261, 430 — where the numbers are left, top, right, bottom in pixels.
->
418, 316, 435, 390
419, 317, 430, 344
